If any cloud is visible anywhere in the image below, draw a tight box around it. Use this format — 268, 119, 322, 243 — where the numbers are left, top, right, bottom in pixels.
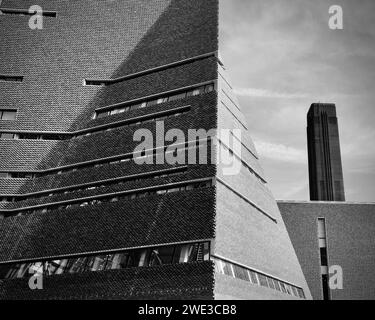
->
254, 140, 307, 164
234, 87, 308, 99
280, 183, 309, 200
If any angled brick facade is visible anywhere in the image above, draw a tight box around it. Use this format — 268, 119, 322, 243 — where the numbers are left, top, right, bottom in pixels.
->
1, 0, 310, 300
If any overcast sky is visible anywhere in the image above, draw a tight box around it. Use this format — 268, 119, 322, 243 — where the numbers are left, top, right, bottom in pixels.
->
219, 0, 375, 202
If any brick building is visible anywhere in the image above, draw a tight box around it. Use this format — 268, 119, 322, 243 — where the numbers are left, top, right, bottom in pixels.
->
0, 0, 310, 299
278, 201, 375, 300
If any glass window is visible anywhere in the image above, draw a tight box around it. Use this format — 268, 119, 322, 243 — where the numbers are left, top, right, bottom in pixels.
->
285, 284, 292, 295
257, 274, 268, 287
279, 282, 287, 293
317, 218, 326, 238
96, 111, 108, 119
148, 246, 175, 266
190, 87, 204, 96
119, 250, 148, 268
291, 286, 299, 297
67, 257, 88, 273
274, 279, 281, 291
29, 262, 44, 276
320, 247, 328, 266
0, 110, 17, 120
175, 244, 189, 263
205, 84, 215, 93
168, 92, 186, 102
203, 242, 210, 260
0, 264, 12, 279
233, 265, 250, 281
45, 259, 68, 275
297, 288, 305, 299
105, 254, 122, 270
157, 97, 168, 104
267, 277, 275, 289
222, 261, 233, 277
0, 133, 15, 139
322, 274, 330, 300
212, 258, 224, 274
249, 271, 258, 284
87, 255, 108, 271
146, 99, 158, 107
4, 263, 23, 279
0, 172, 9, 178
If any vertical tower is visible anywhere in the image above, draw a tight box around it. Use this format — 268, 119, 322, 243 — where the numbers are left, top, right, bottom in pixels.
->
307, 103, 345, 201
0, 0, 310, 299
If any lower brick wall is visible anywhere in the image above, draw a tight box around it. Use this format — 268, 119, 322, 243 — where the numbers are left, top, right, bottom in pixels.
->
0, 188, 216, 262
0, 261, 214, 300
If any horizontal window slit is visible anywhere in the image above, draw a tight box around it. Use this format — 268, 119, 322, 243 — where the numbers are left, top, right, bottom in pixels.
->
94, 83, 215, 120
0, 241, 210, 280
1, 177, 214, 218
0, 75, 23, 82
0, 8, 57, 17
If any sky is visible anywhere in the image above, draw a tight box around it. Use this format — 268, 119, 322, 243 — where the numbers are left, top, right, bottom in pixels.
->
219, 0, 375, 202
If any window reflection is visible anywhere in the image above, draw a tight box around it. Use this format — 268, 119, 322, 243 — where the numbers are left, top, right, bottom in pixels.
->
0, 242, 210, 280
95, 83, 215, 119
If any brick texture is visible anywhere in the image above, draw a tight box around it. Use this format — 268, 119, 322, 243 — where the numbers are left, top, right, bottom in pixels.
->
0, 261, 214, 300
279, 201, 375, 300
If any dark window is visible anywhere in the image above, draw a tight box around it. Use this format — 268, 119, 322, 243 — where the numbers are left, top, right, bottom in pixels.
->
148, 246, 175, 266
0, 110, 17, 120
43, 134, 65, 141
0, 75, 23, 82
0, 8, 57, 17
85, 80, 106, 86
322, 274, 330, 300
320, 247, 328, 266
18, 133, 40, 140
